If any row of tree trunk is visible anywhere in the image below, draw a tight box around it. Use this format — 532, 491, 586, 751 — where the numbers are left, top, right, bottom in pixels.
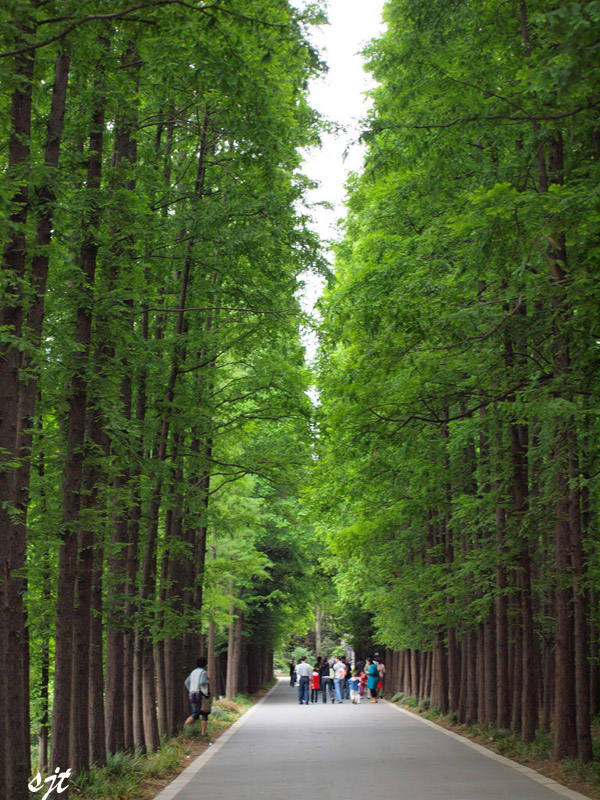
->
382, 568, 599, 759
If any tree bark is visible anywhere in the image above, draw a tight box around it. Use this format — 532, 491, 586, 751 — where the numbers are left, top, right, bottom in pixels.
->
0, 33, 35, 800
89, 531, 107, 768
569, 452, 593, 761
464, 630, 477, 725
70, 404, 106, 773
51, 87, 105, 775
225, 593, 236, 700
483, 613, 497, 724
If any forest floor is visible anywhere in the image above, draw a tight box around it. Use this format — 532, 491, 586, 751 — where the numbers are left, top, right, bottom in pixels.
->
72, 684, 274, 800
392, 696, 600, 800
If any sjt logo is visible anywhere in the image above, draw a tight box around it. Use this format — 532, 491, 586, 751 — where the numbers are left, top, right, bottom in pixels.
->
28, 767, 71, 800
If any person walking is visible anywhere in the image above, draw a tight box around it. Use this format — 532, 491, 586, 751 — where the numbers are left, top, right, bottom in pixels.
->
348, 671, 361, 704
289, 660, 296, 687
295, 656, 312, 704
184, 656, 212, 737
359, 668, 367, 699
310, 665, 320, 703
366, 657, 379, 703
342, 658, 352, 699
378, 659, 386, 698
319, 658, 334, 703
332, 656, 346, 703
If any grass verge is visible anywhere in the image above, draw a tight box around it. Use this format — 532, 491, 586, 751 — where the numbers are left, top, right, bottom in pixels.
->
390, 693, 600, 800
72, 683, 274, 800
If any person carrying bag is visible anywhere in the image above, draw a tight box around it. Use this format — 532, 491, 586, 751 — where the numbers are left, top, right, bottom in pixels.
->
184, 656, 212, 737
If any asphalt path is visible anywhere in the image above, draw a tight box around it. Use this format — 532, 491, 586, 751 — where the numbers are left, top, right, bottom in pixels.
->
156, 678, 588, 800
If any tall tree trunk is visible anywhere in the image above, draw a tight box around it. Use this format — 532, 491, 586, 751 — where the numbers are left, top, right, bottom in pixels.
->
207, 532, 218, 696
164, 436, 186, 736
464, 630, 477, 725
547, 133, 578, 761
511, 606, 523, 733
590, 592, 599, 719
447, 627, 460, 712
70, 405, 105, 773
131, 305, 149, 752
483, 613, 497, 724
410, 649, 420, 699
38, 548, 52, 773
0, 33, 35, 800
432, 631, 448, 713
89, 533, 107, 768
51, 89, 106, 775
225, 593, 236, 700
569, 452, 593, 761
458, 635, 468, 722
425, 651, 433, 698
231, 610, 244, 699
495, 476, 511, 727
476, 624, 485, 723
315, 606, 323, 657
104, 44, 140, 755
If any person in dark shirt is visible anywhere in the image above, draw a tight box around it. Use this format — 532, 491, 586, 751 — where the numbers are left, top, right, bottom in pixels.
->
319, 657, 334, 703
343, 659, 352, 699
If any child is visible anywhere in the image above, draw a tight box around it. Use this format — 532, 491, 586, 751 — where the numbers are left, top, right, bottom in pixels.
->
310, 666, 320, 703
348, 670, 361, 704
359, 670, 367, 698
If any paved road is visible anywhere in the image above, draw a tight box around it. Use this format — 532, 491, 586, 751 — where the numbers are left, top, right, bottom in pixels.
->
158, 679, 586, 800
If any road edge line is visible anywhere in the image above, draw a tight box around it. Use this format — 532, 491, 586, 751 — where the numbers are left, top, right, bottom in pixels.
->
384, 701, 590, 800
153, 680, 281, 800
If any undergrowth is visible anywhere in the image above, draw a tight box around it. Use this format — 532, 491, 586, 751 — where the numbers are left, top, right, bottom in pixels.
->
71, 692, 256, 799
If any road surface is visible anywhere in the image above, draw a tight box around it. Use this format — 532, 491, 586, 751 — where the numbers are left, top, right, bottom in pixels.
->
156, 678, 587, 800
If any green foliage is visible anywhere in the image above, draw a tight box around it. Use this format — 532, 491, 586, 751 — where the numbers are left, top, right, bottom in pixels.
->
290, 645, 315, 663
313, 0, 600, 667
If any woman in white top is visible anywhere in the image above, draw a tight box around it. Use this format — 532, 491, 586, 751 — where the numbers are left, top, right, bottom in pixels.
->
184, 656, 211, 735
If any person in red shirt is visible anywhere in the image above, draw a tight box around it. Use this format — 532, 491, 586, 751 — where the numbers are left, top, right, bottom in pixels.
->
310, 666, 320, 703
359, 669, 367, 698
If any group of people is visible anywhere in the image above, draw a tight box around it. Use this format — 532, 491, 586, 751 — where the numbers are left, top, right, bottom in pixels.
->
290, 655, 385, 705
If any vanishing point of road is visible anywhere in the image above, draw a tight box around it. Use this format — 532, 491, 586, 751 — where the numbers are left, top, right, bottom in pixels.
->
155, 678, 588, 800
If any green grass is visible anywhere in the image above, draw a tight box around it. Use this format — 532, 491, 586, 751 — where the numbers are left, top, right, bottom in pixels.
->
71, 693, 259, 799
71, 741, 195, 799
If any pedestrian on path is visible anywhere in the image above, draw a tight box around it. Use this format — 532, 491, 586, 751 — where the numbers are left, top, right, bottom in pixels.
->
366, 657, 379, 703
289, 660, 296, 687
343, 658, 352, 699
295, 656, 312, 704
377, 659, 386, 698
319, 657, 335, 703
310, 665, 320, 703
359, 669, 366, 698
332, 656, 346, 703
184, 656, 211, 736
348, 671, 361, 704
